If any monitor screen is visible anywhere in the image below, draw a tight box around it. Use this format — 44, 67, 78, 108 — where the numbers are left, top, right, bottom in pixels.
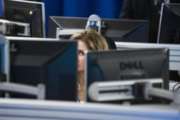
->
85, 48, 169, 102
0, 35, 5, 74
157, 3, 180, 43
3, 0, 45, 37
0, 35, 9, 82
9, 39, 77, 101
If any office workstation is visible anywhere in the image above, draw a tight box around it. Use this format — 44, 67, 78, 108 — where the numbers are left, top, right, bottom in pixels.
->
0, 0, 180, 119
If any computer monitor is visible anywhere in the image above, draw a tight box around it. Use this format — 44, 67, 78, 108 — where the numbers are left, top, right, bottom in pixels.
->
101, 19, 149, 43
8, 38, 77, 101
85, 48, 169, 102
157, 3, 180, 43
48, 16, 86, 38
3, 0, 45, 37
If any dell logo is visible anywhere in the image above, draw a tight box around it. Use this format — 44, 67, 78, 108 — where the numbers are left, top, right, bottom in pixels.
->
119, 61, 144, 70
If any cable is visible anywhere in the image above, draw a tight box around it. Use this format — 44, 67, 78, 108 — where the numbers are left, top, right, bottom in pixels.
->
172, 82, 180, 92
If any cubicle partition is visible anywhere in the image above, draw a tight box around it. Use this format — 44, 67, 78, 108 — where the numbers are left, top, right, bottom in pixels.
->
0, 99, 179, 120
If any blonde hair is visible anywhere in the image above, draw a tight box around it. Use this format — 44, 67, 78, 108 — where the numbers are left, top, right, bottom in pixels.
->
71, 29, 109, 51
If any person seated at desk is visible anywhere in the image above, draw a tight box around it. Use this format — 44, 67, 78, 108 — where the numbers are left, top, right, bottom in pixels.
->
71, 29, 109, 102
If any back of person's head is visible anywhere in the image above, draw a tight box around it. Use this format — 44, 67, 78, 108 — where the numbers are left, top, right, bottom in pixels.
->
71, 29, 109, 51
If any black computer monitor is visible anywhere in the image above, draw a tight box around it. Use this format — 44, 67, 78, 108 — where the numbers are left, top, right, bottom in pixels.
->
48, 16, 87, 39
157, 3, 180, 43
9, 38, 77, 101
3, 0, 45, 37
101, 19, 149, 43
85, 48, 169, 102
